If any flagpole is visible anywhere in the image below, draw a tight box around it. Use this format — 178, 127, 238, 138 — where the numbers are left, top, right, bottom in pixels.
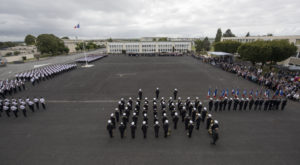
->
82, 40, 88, 66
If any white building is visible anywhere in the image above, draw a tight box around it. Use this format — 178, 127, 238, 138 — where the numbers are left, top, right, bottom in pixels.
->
107, 42, 192, 54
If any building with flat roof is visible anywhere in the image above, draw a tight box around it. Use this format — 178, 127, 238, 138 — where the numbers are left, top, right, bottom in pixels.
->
107, 42, 192, 54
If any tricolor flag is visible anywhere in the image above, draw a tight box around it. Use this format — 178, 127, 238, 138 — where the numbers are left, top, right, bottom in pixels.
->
255, 90, 259, 98
273, 89, 279, 98
249, 89, 253, 99
207, 88, 211, 98
213, 88, 218, 98
231, 89, 235, 96
220, 89, 225, 99
242, 89, 247, 98
236, 89, 239, 98
280, 90, 284, 96
74, 24, 80, 29
225, 89, 229, 97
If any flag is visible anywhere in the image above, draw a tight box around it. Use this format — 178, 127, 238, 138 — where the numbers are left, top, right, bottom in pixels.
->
207, 88, 211, 98
249, 89, 253, 99
213, 89, 218, 98
225, 89, 229, 97
231, 89, 235, 96
74, 24, 80, 29
280, 90, 284, 96
220, 89, 225, 99
255, 90, 259, 98
242, 89, 247, 98
236, 89, 239, 98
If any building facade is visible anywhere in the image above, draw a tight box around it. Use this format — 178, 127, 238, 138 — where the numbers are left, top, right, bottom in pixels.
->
107, 42, 192, 54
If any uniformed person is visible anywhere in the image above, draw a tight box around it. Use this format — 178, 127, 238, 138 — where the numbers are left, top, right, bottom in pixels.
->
3, 105, 10, 117
201, 107, 207, 122
11, 105, 18, 118
254, 98, 259, 110
187, 120, 194, 138
184, 114, 190, 130
110, 113, 116, 128
206, 114, 212, 130
107, 120, 114, 138
28, 100, 35, 112
208, 98, 213, 111
227, 98, 233, 110
211, 128, 219, 145
197, 101, 203, 113
115, 108, 120, 122
138, 89, 143, 100
281, 98, 287, 110
233, 98, 239, 111
130, 122, 137, 139
239, 98, 244, 111
257, 98, 263, 110
173, 88, 178, 100
223, 97, 228, 111
275, 99, 281, 110
173, 112, 179, 129
195, 113, 201, 130
163, 120, 169, 138
214, 99, 219, 112
192, 108, 197, 121
155, 88, 160, 99
39, 97, 46, 109
249, 98, 254, 110
244, 98, 249, 110
33, 97, 39, 109
119, 122, 126, 138
219, 99, 223, 111
154, 121, 160, 138
264, 99, 269, 111
181, 106, 187, 122
121, 113, 128, 127
132, 113, 138, 124
20, 104, 26, 117
141, 121, 148, 138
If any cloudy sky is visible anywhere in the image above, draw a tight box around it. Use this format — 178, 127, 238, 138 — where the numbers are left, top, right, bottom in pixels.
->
0, 0, 300, 41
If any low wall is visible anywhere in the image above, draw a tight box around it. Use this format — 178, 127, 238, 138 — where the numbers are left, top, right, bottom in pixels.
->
4, 54, 35, 62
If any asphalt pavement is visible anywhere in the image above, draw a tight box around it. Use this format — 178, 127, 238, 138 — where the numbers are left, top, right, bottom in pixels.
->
0, 55, 299, 165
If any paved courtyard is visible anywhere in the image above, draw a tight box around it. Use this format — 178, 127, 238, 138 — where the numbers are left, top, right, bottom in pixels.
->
0, 55, 299, 165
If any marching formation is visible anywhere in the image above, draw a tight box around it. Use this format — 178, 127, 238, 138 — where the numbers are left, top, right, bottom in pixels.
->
107, 88, 220, 145
0, 97, 46, 118
207, 88, 288, 111
0, 63, 77, 99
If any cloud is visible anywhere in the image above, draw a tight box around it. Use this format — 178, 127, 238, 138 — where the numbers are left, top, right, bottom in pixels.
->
0, 0, 300, 41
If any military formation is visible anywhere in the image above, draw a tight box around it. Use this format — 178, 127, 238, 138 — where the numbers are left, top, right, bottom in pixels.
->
0, 63, 77, 99
0, 97, 46, 118
207, 88, 288, 111
107, 88, 220, 145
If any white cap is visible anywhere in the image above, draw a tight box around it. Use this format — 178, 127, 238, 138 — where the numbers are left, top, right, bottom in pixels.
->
242, 98, 244, 100
189, 120, 193, 124
208, 114, 212, 117
230, 98, 233, 100
143, 121, 146, 124
163, 113, 166, 116
108, 120, 111, 123
121, 98, 124, 101
237, 98, 240, 100
129, 97, 132, 100
210, 98, 213, 100
214, 120, 218, 124
123, 113, 126, 116
155, 121, 159, 124
161, 97, 164, 99
144, 114, 147, 117
197, 113, 201, 116
165, 120, 168, 123
196, 97, 199, 99
157, 87, 159, 90
247, 98, 249, 100
183, 107, 186, 110
139, 88, 142, 91
120, 122, 124, 125
118, 101, 121, 104
200, 102, 202, 105
175, 112, 178, 115
115, 108, 118, 111
204, 107, 207, 110
187, 97, 190, 99
175, 88, 177, 91
131, 122, 135, 125
153, 98, 156, 100
225, 97, 228, 99
133, 113, 136, 116
145, 97, 148, 100
170, 97, 172, 100
193, 108, 196, 110
178, 97, 181, 100
111, 113, 114, 117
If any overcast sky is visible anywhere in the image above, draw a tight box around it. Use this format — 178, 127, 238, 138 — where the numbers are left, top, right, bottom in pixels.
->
0, 0, 300, 41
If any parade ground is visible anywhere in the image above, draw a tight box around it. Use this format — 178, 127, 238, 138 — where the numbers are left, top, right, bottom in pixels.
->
0, 55, 300, 165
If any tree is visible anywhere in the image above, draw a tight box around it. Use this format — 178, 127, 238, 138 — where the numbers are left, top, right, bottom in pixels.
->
246, 32, 250, 37
214, 40, 241, 53
203, 37, 211, 51
0, 42, 17, 49
268, 40, 297, 64
24, 34, 36, 45
61, 36, 69, 39
215, 28, 222, 42
238, 41, 272, 65
36, 34, 69, 55
194, 39, 203, 52
158, 37, 168, 41
14, 51, 20, 55
107, 38, 113, 42
223, 29, 235, 37
267, 33, 273, 36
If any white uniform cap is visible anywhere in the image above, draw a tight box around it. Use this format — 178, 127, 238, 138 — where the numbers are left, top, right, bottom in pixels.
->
144, 114, 147, 117
111, 113, 114, 117
175, 88, 177, 91
198, 113, 201, 116
242, 98, 244, 100
230, 98, 233, 100
157, 88, 159, 90
247, 98, 249, 100
165, 120, 168, 123
145, 97, 148, 100
115, 108, 118, 111
225, 97, 228, 99
178, 97, 181, 100
237, 98, 240, 100
210, 98, 213, 100
155, 121, 159, 124
200, 102, 202, 105
175, 112, 178, 115
208, 114, 212, 117
214, 120, 218, 124
153, 98, 156, 100
108, 120, 111, 123
139, 89, 142, 91
187, 97, 190, 99
196, 97, 199, 99
183, 107, 186, 109
133, 113, 136, 115
164, 113, 166, 116
123, 113, 126, 116
204, 107, 207, 110
170, 97, 172, 99
189, 120, 193, 124
131, 122, 135, 125
129, 97, 132, 100
121, 98, 124, 100
143, 121, 146, 124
